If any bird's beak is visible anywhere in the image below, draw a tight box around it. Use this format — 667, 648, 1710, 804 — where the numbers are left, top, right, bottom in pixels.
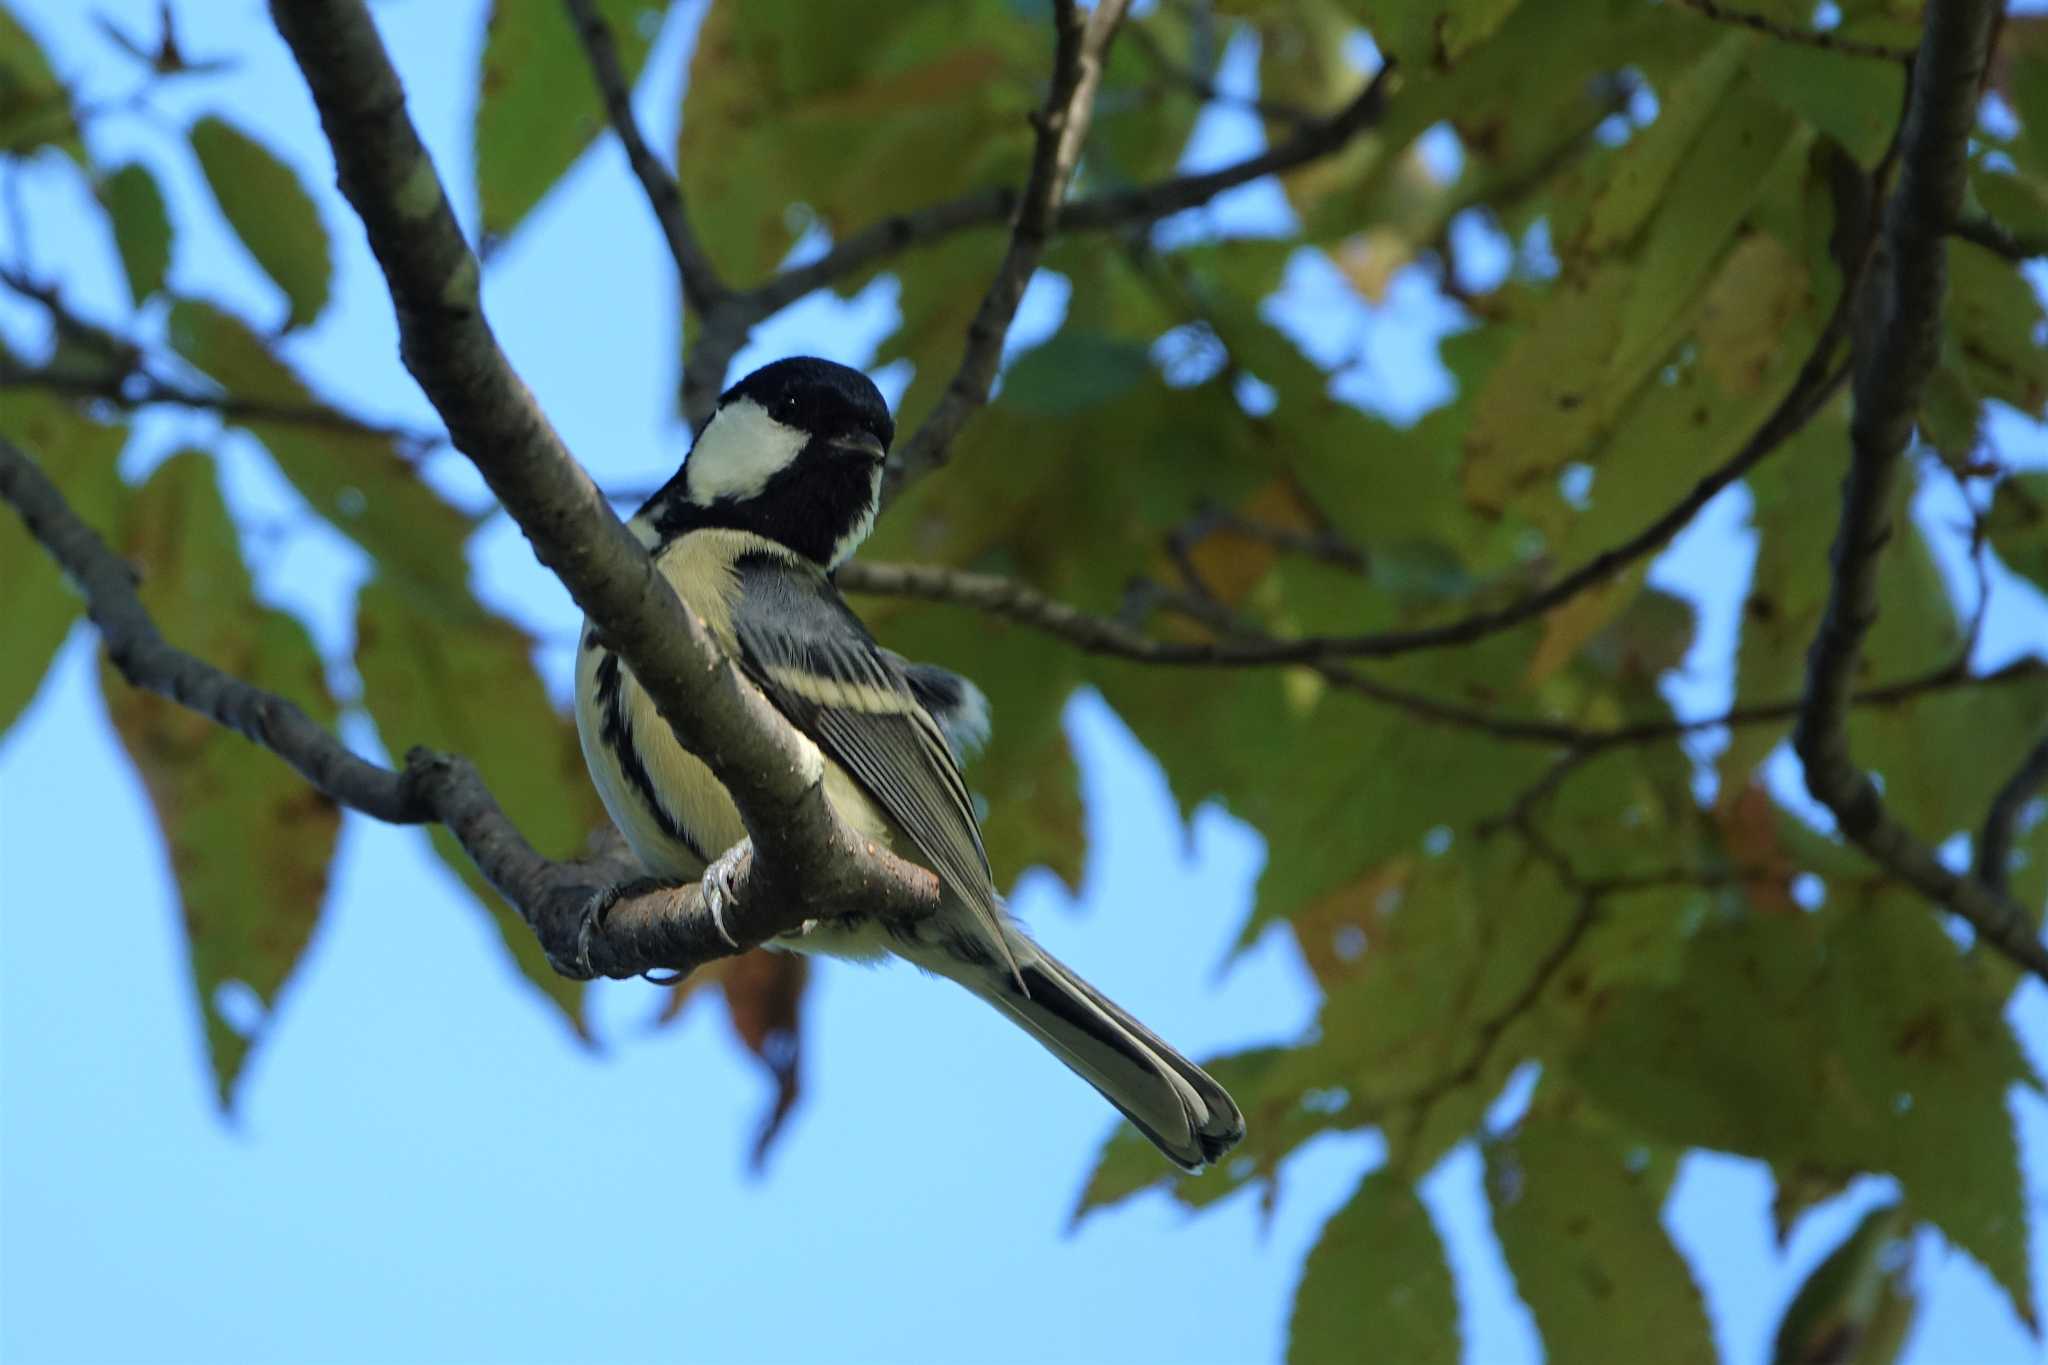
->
829, 430, 889, 463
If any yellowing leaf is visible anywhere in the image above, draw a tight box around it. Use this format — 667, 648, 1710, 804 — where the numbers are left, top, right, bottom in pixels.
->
188, 115, 332, 330
98, 451, 341, 1106
474, 0, 663, 241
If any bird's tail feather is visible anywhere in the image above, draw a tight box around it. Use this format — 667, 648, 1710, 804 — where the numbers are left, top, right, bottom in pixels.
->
908, 932, 1244, 1171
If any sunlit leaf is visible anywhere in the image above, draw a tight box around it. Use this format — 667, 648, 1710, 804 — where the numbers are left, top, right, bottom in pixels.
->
1288, 1169, 1459, 1365
187, 115, 333, 330
97, 451, 341, 1106
474, 0, 665, 242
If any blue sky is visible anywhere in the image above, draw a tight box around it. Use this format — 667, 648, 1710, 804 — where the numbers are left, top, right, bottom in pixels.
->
3, 2, 2045, 1362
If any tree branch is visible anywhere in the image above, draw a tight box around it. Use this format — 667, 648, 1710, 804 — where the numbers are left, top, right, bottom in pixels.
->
1975, 736, 2048, 898
737, 62, 1397, 329
1672, 0, 1916, 61
885, 0, 1134, 498
1952, 213, 2048, 262
0, 433, 917, 978
1791, 0, 2048, 983
837, 559, 2041, 746
0, 358, 446, 455
560, 0, 730, 317
263, 0, 942, 972
847, 358, 1852, 668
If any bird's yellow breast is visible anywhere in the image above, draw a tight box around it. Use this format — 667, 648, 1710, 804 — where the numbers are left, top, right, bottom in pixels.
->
572, 527, 893, 886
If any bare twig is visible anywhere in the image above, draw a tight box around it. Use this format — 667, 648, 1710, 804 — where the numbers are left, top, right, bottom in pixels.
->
560, 0, 730, 317
838, 559, 2041, 746
1791, 0, 2048, 983
0, 359, 446, 453
1672, 0, 1916, 61
1975, 736, 2048, 898
1123, 20, 1319, 129
885, 0, 1134, 497
264, 0, 944, 974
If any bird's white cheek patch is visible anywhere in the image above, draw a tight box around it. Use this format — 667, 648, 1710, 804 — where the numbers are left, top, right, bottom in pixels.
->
683, 397, 809, 503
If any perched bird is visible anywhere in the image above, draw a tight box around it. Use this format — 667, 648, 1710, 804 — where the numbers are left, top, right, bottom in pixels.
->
573, 356, 1244, 1170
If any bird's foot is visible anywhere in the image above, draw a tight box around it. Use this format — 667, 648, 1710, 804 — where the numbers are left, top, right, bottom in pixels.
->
571, 882, 621, 980
702, 839, 753, 950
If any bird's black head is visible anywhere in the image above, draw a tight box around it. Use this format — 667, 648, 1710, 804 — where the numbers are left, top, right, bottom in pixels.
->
640, 357, 895, 567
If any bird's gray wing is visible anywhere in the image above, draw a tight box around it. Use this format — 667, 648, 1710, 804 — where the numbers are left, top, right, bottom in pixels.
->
727, 550, 1014, 975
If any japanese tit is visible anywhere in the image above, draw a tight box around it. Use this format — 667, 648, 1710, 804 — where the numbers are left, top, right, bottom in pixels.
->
573, 356, 1243, 1170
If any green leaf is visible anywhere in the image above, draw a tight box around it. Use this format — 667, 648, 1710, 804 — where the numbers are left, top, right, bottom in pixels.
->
678, 0, 1037, 281
353, 577, 603, 1035
1986, 473, 2048, 596
1750, 34, 1906, 165
1487, 1107, 1715, 1364
98, 160, 173, 306
1288, 1169, 1460, 1365
1772, 1202, 1916, 1365
473, 0, 664, 242
165, 299, 475, 598
97, 451, 341, 1106
1001, 331, 1153, 416
1945, 242, 2048, 419
0, 392, 127, 736
187, 114, 333, 330
0, 6, 82, 160
1570, 895, 2037, 1327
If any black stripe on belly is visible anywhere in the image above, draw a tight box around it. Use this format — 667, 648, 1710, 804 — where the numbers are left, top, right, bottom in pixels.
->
594, 649, 709, 865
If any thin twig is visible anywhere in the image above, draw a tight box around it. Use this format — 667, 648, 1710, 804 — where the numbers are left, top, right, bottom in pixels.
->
739, 63, 1397, 325
1952, 213, 2048, 261
1791, 0, 2048, 983
1975, 736, 2048, 897
884, 0, 1133, 498
1672, 0, 1916, 61
0, 360, 446, 453
838, 559, 2041, 746
560, 0, 730, 317
1122, 20, 1319, 129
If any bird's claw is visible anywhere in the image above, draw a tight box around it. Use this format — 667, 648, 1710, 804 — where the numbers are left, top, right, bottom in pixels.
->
703, 840, 752, 950
571, 883, 621, 980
